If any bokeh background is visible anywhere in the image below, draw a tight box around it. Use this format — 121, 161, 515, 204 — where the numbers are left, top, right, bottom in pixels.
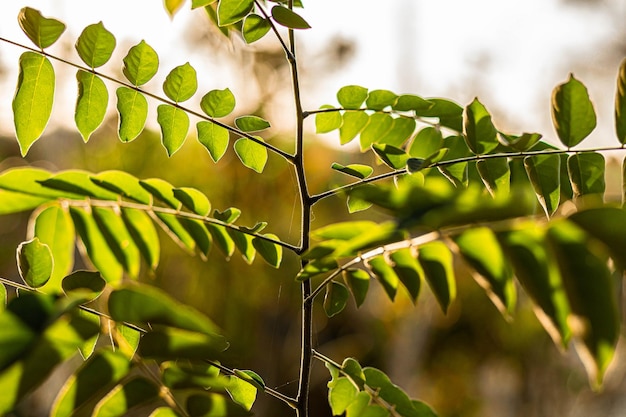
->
1, 1, 626, 416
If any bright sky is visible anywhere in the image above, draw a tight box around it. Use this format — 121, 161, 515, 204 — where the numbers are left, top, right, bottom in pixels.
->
0, 0, 623, 145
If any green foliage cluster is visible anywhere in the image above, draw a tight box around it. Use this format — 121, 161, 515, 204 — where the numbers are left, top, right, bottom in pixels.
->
0, 2, 625, 416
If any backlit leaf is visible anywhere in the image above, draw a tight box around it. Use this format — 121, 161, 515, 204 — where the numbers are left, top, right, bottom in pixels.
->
499, 132, 542, 152
122, 40, 159, 86
252, 234, 282, 268
271, 5, 311, 29
180, 219, 212, 258
91, 170, 152, 204
337, 85, 368, 110
316, 105, 342, 134
75, 22, 116, 68
524, 154, 561, 217
140, 178, 181, 209
233, 369, 265, 390
234, 138, 268, 173
40, 170, 118, 200
328, 377, 357, 415
408, 127, 443, 158
464, 98, 498, 154
324, 281, 349, 317
389, 248, 422, 303
419, 241, 455, 314
75, 71, 108, 142
228, 230, 256, 263
139, 327, 228, 360
163, 62, 197, 102
18, 7, 66, 49
366, 256, 399, 301
197, 121, 230, 162
234, 115, 270, 132
360, 113, 393, 150
92, 377, 159, 417
312, 221, 379, 240
92, 207, 141, 279
186, 392, 252, 417
157, 104, 190, 156
218, 0, 254, 26
366, 89, 398, 110
616, 59, 626, 144
207, 224, 236, 257
342, 268, 370, 307
173, 187, 211, 216
227, 375, 257, 411
17, 238, 52, 288
13, 52, 55, 156
476, 158, 510, 196
569, 207, 626, 270
164, 0, 186, 16
372, 144, 408, 169
242, 14, 271, 43
567, 152, 605, 200
61, 270, 106, 301
154, 212, 195, 252
339, 111, 369, 145
331, 163, 373, 179
552, 74, 597, 147
379, 116, 415, 147
116, 87, 148, 142
393, 94, 432, 113
201, 88, 236, 118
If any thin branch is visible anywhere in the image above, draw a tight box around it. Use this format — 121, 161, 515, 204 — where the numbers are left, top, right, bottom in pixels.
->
0, 36, 295, 163
254, 0, 295, 62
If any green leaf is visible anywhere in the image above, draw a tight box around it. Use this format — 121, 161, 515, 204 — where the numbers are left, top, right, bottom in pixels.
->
157, 104, 190, 156
207, 224, 236, 257
233, 369, 265, 390
228, 230, 256, 263
339, 111, 369, 145
524, 154, 561, 217
70, 207, 124, 283
328, 377, 357, 415
218, 0, 254, 26
464, 97, 498, 154
324, 281, 349, 317
18, 7, 66, 49
92, 377, 159, 417
12, 52, 55, 156
331, 163, 373, 179
32, 205, 75, 292
186, 392, 252, 417
498, 226, 571, 347
91, 170, 152, 204
372, 144, 409, 169
173, 187, 211, 216
438, 135, 471, 186
50, 348, 130, 417
366, 256, 399, 301
116, 87, 148, 142
197, 121, 230, 162
316, 105, 342, 134
455, 227, 516, 317
408, 127, 443, 158
139, 327, 228, 360
140, 178, 181, 209
419, 241, 455, 314
342, 268, 370, 308
346, 194, 373, 213
0, 285, 5, 312
552, 74, 597, 147
379, 116, 416, 147
341, 358, 366, 388
162, 362, 224, 390
252, 234, 283, 268
547, 220, 620, 388
499, 132, 542, 152
163, 62, 198, 102
312, 221, 379, 240
39, 170, 116, 200
337, 85, 368, 110
366, 89, 398, 110
150, 408, 182, 417
180, 218, 212, 258
0, 190, 50, 215
122, 40, 159, 86
17, 238, 52, 288
234, 115, 270, 132
567, 152, 605, 200
154, 212, 196, 253
92, 207, 141, 279
164, 0, 186, 16
75, 22, 116, 68
122, 208, 161, 270
271, 5, 311, 29
75, 71, 108, 142
569, 207, 626, 270
476, 158, 510, 196
296, 258, 338, 281
393, 94, 432, 113
201, 88, 236, 118
362, 367, 420, 417
234, 138, 268, 173
360, 113, 393, 150
242, 14, 271, 43
61, 270, 106, 301
227, 375, 257, 411
389, 248, 422, 303
616, 59, 626, 144
110, 284, 221, 334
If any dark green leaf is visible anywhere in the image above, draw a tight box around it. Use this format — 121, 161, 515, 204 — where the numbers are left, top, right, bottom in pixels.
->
499, 132, 542, 152
217, 0, 254, 26
158, 104, 190, 156
234, 115, 270, 132
139, 327, 228, 360
75, 22, 116, 68
371, 144, 408, 169
337, 85, 368, 110
163, 62, 197, 102
389, 248, 422, 303
339, 111, 369, 145
201, 88, 236, 118
197, 121, 230, 162
476, 158, 510, 196
331, 163, 373, 179
366, 256, 399, 301
233, 369, 265, 390
234, 138, 268, 173
419, 241, 455, 314
567, 152, 605, 201
252, 234, 282, 268
180, 218, 212, 258
242, 14, 271, 43
13, 52, 55, 156
228, 230, 256, 264
186, 392, 252, 417
122, 40, 159, 86
271, 5, 311, 29
393, 94, 432, 113
464, 98, 498, 154
116, 87, 148, 142
552, 74, 597, 147
524, 154, 561, 217
18, 7, 66, 49
92, 207, 141, 279
75, 71, 108, 142
324, 281, 349, 317
342, 268, 370, 308
616, 59, 626, 144
92, 377, 159, 417
316, 105, 342, 134
360, 113, 393, 150
207, 224, 236, 257
61, 270, 106, 301
109, 283, 221, 334
17, 238, 52, 288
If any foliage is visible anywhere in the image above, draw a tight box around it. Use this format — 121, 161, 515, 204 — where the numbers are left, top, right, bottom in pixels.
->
0, 2, 625, 417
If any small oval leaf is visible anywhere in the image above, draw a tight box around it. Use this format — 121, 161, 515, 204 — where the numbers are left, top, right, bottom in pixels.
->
75, 21, 116, 68
200, 88, 236, 118
17, 237, 53, 288
122, 40, 159, 86
18, 7, 66, 49
271, 5, 311, 29
552, 74, 597, 148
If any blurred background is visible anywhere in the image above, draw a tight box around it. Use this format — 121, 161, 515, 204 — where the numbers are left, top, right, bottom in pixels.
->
1, 0, 626, 416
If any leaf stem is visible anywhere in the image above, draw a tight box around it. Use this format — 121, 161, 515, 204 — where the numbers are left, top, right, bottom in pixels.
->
254, 0, 295, 62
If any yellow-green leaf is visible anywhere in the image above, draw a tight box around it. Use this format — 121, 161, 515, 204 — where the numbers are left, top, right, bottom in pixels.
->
157, 104, 190, 156
197, 121, 230, 162
116, 87, 147, 142
75, 71, 108, 142
122, 40, 159, 86
163, 62, 197, 102
18, 7, 66, 49
552, 74, 597, 148
234, 138, 268, 173
17, 237, 53, 288
75, 22, 116, 68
